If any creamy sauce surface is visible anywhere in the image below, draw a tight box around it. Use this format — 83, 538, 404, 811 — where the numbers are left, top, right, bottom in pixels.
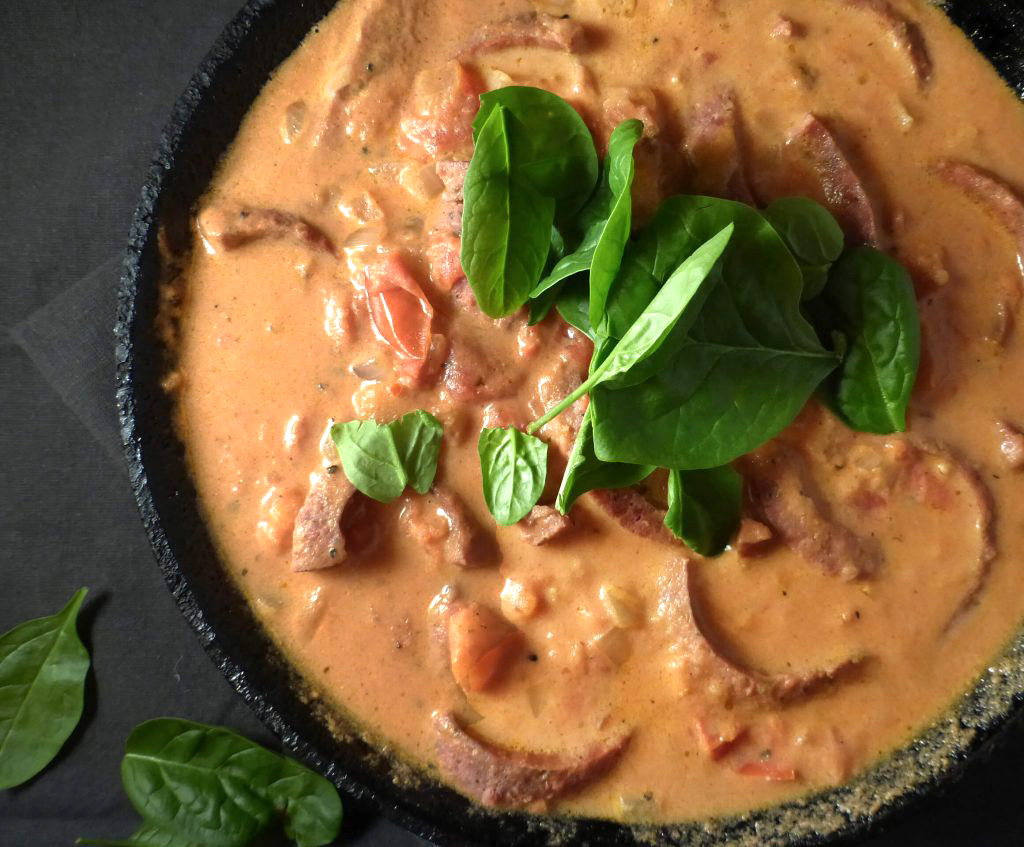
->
170, 0, 1024, 823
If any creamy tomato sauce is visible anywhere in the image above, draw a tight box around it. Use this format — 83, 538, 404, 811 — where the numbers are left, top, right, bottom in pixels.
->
169, 0, 1024, 823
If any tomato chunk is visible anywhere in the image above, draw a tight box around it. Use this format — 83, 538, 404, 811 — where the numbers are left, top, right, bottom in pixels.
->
363, 253, 434, 366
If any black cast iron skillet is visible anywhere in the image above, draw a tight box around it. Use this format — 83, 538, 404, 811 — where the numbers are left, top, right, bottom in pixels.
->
116, 2, 1024, 845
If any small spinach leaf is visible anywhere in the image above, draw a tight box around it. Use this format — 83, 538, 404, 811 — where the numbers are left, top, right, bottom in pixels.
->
664, 466, 742, 556
819, 247, 920, 433
332, 420, 407, 502
529, 223, 735, 432
592, 197, 839, 469
120, 718, 342, 847
462, 105, 556, 318
388, 410, 443, 494
0, 587, 89, 790
555, 408, 654, 514
332, 411, 444, 501
78, 823, 199, 846
764, 197, 845, 300
473, 86, 599, 218
478, 427, 548, 525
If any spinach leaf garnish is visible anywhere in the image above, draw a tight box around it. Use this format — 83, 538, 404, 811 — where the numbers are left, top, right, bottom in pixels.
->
332, 410, 443, 501
764, 196, 845, 300
105, 718, 342, 847
818, 247, 920, 433
529, 222, 735, 432
0, 587, 89, 790
591, 198, 839, 469
665, 466, 743, 556
479, 426, 548, 525
556, 407, 654, 515
388, 410, 445, 494
461, 105, 555, 318
531, 118, 643, 314
473, 86, 599, 219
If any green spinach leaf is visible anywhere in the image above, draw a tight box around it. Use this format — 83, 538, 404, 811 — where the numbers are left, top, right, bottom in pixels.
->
388, 410, 443, 494
78, 823, 200, 847
473, 86, 598, 218
819, 247, 920, 433
478, 427, 548, 525
555, 408, 654, 514
462, 105, 556, 318
591, 197, 839, 469
529, 222, 735, 432
531, 118, 643, 313
0, 587, 89, 790
331, 411, 443, 501
555, 276, 595, 339
764, 197, 844, 300
664, 466, 742, 556
120, 718, 342, 847
332, 420, 408, 502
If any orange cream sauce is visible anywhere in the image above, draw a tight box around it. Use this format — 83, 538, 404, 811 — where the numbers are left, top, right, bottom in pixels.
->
172, 0, 1024, 823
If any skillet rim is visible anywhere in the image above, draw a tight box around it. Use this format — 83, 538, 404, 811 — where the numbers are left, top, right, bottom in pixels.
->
116, 1, 1024, 844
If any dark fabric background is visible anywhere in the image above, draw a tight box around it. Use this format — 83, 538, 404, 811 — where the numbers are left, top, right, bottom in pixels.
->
0, 1, 1022, 845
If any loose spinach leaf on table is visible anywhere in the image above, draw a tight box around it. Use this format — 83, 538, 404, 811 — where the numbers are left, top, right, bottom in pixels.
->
555, 407, 654, 514
591, 197, 840, 470
530, 222, 734, 432
816, 246, 920, 433
764, 196, 844, 300
462, 105, 556, 318
118, 718, 342, 847
664, 466, 743, 556
531, 119, 643, 316
79, 823, 200, 846
473, 86, 599, 219
0, 587, 89, 791
332, 410, 443, 501
479, 426, 548, 525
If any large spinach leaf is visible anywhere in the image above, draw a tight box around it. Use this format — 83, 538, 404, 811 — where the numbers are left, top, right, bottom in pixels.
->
461, 105, 555, 318
529, 223, 734, 432
0, 587, 89, 790
120, 719, 342, 847
473, 86, 598, 219
764, 197, 844, 300
592, 197, 839, 469
664, 466, 742, 556
819, 247, 920, 433
478, 427, 548, 525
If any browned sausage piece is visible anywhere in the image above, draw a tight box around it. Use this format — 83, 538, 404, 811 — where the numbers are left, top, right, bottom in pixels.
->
786, 114, 881, 246
740, 441, 882, 580
433, 711, 630, 807
403, 487, 500, 568
658, 561, 864, 705
518, 505, 574, 545
455, 11, 587, 58
936, 160, 1024, 277
684, 91, 755, 204
197, 205, 336, 256
838, 0, 933, 84
291, 469, 360, 571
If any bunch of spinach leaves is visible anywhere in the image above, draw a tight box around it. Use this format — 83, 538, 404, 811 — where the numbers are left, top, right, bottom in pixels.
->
463, 87, 920, 556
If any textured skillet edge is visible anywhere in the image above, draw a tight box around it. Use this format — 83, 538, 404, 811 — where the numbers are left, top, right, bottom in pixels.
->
114, 1, 1024, 845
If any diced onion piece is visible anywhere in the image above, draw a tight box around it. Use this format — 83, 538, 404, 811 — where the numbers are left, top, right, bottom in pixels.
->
342, 225, 383, 252
350, 358, 385, 381
281, 100, 307, 144
599, 583, 643, 629
592, 628, 631, 666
